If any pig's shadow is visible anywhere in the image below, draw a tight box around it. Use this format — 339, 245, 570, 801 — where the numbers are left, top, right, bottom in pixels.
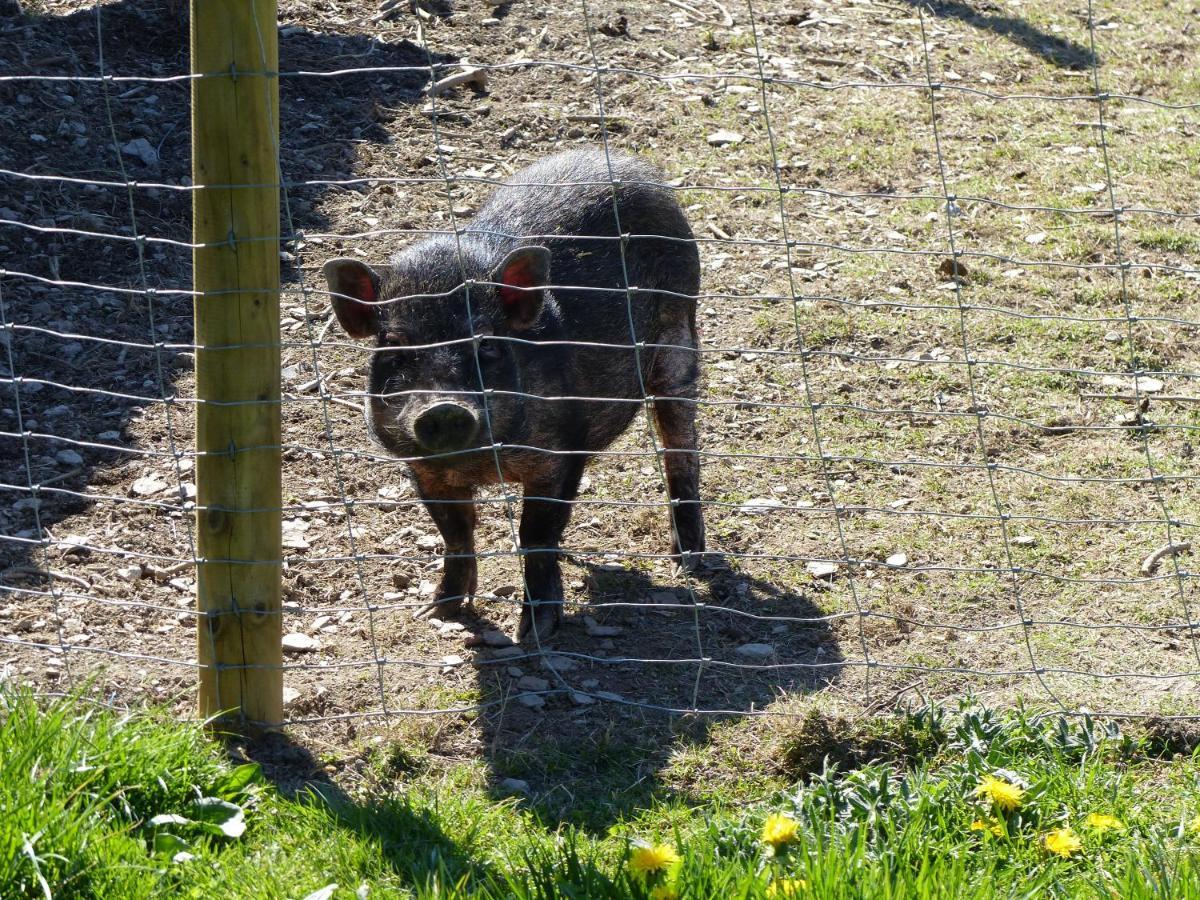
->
460, 556, 844, 831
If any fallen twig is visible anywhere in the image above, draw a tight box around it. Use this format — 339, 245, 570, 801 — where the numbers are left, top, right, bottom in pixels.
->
426, 67, 487, 98
1140, 541, 1192, 577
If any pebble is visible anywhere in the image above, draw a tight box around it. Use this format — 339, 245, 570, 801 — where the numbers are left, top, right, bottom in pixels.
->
131, 474, 168, 497
311, 615, 332, 631
570, 692, 595, 706
392, 572, 411, 590
806, 561, 838, 579
707, 129, 745, 146
583, 615, 622, 637
121, 137, 159, 166
55, 449, 83, 466
490, 646, 524, 660
885, 553, 908, 568
480, 629, 513, 647
540, 654, 578, 673
282, 687, 301, 707
580, 678, 600, 690
506, 666, 524, 678
1011, 536, 1038, 547
735, 642, 775, 659
516, 692, 545, 709
282, 633, 318, 654
493, 585, 519, 597
498, 777, 530, 795
517, 675, 549, 691
441, 654, 464, 667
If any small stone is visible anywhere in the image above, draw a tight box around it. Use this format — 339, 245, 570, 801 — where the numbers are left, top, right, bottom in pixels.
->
439, 621, 466, 635
583, 615, 622, 637
516, 692, 545, 709
1011, 535, 1038, 547
517, 675, 549, 692
131, 474, 168, 496
806, 561, 838, 579
498, 777, 530, 795
391, 572, 411, 590
54, 449, 83, 466
311, 615, 332, 631
707, 129, 744, 146
282, 633, 318, 654
441, 654, 464, 667
282, 687, 301, 707
490, 646, 524, 659
121, 137, 159, 166
540, 654, 577, 673
580, 678, 600, 690
735, 642, 775, 659
885, 553, 908, 568
57, 535, 91, 556
1104, 331, 1123, 343
416, 534, 440, 551
506, 666, 524, 678
739, 497, 784, 514
480, 630, 513, 647
493, 584, 519, 597
116, 565, 143, 581
570, 692, 595, 706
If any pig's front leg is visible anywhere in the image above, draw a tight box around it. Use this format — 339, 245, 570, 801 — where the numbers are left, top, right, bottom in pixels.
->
411, 467, 477, 620
516, 459, 585, 643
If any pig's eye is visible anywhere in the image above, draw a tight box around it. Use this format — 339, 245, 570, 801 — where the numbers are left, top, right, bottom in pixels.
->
476, 338, 503, 365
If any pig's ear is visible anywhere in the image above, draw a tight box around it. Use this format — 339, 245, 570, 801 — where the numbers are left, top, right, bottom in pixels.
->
493, 246, 550, 331
323, 258, 382, 339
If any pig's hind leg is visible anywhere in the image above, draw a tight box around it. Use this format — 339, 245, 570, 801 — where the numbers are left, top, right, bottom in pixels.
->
516, 458, 587, 643
412, 469, 478, 620
647, 339, 706, 572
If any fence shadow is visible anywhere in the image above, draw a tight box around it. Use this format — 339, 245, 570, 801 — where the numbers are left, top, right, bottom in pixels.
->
907, 0, 1096, 70
0, 0, 452, 579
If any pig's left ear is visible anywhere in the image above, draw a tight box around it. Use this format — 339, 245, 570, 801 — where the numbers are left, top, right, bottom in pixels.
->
493, 246, 550, 331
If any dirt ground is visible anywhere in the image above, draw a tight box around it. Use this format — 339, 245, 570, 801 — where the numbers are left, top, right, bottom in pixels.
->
2, 0, 1200, 804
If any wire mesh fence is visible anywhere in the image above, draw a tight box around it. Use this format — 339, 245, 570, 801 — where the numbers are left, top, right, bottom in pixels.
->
1, 0, 1199, 738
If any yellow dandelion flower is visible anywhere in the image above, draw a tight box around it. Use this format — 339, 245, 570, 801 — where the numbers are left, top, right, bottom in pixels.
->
974, 775, 1024, 813
649, 886, 679, 900
766, 879, 808, 898
1044, 827, 1083, 858
628, 843, 680, 877
970, 818, 1004, 837
1189, 814, 1200, 835
1084, 813, 1123, 833
761, 813, 800, 847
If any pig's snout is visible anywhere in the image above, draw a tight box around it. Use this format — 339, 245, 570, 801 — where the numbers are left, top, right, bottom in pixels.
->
412, 402, 480, 454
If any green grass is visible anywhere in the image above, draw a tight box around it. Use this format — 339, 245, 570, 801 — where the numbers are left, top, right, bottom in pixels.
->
6, 688, 1200, 898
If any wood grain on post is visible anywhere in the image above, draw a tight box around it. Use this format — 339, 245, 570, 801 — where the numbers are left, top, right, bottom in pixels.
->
192, 0, 282, 726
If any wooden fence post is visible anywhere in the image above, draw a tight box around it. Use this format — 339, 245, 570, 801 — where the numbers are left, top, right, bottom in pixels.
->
192, 0, 282, 726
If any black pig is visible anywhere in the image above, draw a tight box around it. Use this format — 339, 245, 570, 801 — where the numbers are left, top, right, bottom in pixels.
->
323, 150, 704, 642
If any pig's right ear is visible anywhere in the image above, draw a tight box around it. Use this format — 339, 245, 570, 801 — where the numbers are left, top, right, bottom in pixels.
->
323, 258, 382, 339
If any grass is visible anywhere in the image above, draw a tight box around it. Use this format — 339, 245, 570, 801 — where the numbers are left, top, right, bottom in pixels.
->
6, 688, 1200, 898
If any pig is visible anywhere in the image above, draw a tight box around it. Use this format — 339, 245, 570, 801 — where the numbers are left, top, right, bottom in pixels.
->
323, 149, 704, 642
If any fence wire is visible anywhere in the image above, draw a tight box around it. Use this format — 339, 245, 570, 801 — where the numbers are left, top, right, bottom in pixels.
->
2, 0, 1199, 728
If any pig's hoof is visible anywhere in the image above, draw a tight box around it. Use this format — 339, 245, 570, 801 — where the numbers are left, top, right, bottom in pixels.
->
414, 596, 465, 620
517, 602, 562, 644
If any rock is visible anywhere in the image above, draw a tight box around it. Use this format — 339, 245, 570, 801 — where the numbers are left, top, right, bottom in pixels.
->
885, 553, 908, 568
490, 646, 524, 659
480, 629, 513, 647
54, 449, 83, 466
121, 137, 159, 167
493, 584, 519, 597
282, 687, 301, 707
311, 615, 332, 631
739, 497, 784, 514
707, 129, 744, 146
506, 666, 524, 678
1100, 375, 1165, 394
516, 692, 545, 709
806, 561, 838, 579
441, 654, 464, 667
735, 642, 775, 659
583, 615, 622, 637
282, 633, 318, 654
1011, 535, 1038, 547
438, 621, 466, 635
517, 675, 549, 692
56, 534, 91, 557
131, 474, 168, 497
540, 654, 577, 673
498, 777, 530, 796
282, 519, 311, 550
570, 692, 595, 706
416, 534, 440, 551
391, 572, 411, 590
580, 678, 600, 690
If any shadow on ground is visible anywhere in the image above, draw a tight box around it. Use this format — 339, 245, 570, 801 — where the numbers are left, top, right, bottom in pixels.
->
907, 0, 1096, 70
